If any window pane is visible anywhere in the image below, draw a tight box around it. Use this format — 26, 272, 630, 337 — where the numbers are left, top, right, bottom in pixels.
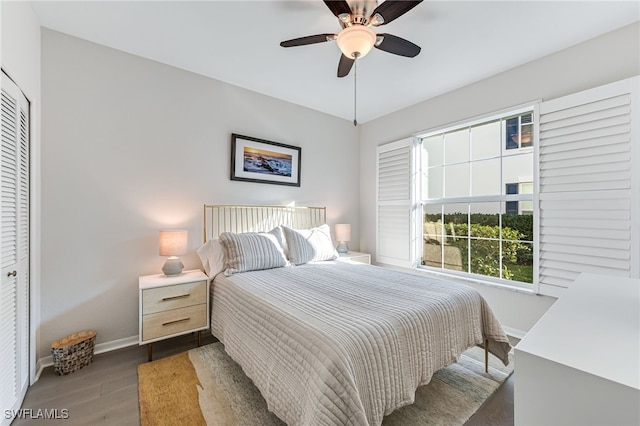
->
505, 201, 519, 215
503, 241, 533, 283
468, 202, 500, 277
444, 237, 466, 272
423, 167, 443, 199
423, 135, 443, 167
520, 200, 533, 214
502, 210, 534, 243
470, 238, 500, 277
444, 129, 469, 164
471, 159, 500, 196
422, 204, 443, 243
502, 152, 533, 192
422, 242, 443, 268
422, 204, 443, 268
444, 163, 469, 197
470, 202, 500, 238
443, 203, 468, 243
443, 203, 468, 240
520, 182, 533, 194
471, 121, 500, 160
443, 203, 467, 272
505, 117, 519, 150
521, 123, 533, 148
423, 204, 442, 219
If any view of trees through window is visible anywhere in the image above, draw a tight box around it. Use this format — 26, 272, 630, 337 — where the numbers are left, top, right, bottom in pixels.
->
420, 111, 534, 284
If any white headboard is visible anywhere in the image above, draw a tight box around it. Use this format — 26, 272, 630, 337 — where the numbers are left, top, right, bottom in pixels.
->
203, 204, 327, 242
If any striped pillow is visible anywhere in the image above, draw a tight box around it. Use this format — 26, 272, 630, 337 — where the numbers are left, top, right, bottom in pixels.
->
282, 224, 338, 265
219, 229, 288, 276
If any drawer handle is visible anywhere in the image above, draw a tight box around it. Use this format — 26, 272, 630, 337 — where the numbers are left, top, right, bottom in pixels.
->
161, 293, 191, 302
162, 317, 190, 326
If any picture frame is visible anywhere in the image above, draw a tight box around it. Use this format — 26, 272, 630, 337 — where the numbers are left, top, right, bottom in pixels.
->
230, 133, 301, 187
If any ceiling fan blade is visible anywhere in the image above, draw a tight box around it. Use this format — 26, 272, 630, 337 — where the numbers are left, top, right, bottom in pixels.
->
375, 33, 421, 57
323, 0, 352, 18
280, 34, 337, 48
370, 0, 423, 26
337, 54, 355, 78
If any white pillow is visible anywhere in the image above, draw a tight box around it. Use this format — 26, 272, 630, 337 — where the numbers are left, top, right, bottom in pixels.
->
281, 224, 338, 265
196, 239, 225, 278
219, 228, 288, 276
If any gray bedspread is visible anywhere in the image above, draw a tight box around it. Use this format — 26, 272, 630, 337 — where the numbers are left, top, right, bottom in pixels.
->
210, 261, 511, 426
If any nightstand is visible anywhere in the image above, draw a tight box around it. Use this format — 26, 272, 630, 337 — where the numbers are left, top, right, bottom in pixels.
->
139, 269, 209, 361
337, 251, 371, 265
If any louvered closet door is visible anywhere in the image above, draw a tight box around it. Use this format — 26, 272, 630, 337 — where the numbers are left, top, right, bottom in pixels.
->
376, 138, 414, 267
1, 71, 30, 423
538, 77, 638, 297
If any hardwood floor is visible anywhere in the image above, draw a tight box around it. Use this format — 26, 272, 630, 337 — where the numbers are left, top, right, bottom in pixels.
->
13, 332, 515, 425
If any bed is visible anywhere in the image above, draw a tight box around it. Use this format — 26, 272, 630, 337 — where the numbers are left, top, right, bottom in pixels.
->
198, 205, 512, 426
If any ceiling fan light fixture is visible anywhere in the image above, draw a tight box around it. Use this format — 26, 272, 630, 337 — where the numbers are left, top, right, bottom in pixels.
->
336, 25, 376, 59
370, 13, 384, 26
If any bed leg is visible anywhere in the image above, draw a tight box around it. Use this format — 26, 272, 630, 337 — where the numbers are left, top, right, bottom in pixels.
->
484, 339, 489, 373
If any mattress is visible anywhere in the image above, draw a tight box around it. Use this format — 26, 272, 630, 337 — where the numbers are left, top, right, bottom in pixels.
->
210, 261, 511, 426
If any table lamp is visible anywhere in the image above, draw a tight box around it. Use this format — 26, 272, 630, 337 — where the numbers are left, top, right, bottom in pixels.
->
159, 230, 187, 275
335, 224, 351, 254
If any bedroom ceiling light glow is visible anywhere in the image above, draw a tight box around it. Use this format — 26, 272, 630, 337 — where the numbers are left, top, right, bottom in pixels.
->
159, 229, 187, 276
336, 25, 376, 59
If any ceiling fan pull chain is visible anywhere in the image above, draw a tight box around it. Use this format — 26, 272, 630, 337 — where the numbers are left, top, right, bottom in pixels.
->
353, 59, 358, 126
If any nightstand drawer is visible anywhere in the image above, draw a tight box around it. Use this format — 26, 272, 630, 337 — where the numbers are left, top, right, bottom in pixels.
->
142, 280, 206, 314
142, 304, 207, 341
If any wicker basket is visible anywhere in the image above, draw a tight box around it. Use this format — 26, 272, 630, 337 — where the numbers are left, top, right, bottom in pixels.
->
50, 330, 96, 375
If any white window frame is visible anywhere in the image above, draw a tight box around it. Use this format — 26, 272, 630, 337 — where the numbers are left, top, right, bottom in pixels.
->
415, 104, 540, 292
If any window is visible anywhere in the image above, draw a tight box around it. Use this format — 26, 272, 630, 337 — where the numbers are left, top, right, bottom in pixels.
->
375, 77, 638, 297
505, 183, 519, 215
420, 110, 535, 285
505, 113, 533, 150
505, 182, 534, 215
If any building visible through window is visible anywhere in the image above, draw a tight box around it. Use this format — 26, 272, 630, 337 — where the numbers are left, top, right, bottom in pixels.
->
506, 113, 533, 150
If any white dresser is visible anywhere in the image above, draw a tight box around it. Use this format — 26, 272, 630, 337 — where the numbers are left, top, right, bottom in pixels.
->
514, 273, 639, 425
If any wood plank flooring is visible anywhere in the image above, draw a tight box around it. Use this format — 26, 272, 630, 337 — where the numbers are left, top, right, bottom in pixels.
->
12, 332, 515, 425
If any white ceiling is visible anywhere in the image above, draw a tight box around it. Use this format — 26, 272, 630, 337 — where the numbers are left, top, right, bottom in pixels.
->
31, 0, 639, 123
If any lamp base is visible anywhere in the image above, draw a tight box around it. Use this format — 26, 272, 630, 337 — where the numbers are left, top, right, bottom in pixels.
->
336, 242, 349, 254
162, 256, 184, 276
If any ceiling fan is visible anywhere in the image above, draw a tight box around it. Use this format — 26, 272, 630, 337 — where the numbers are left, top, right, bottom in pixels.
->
280, 0, 423, 78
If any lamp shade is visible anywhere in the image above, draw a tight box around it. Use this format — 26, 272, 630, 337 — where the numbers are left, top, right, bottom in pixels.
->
159, 230, 187, 256
335, 224, 351, 242
336, 25, 376, 59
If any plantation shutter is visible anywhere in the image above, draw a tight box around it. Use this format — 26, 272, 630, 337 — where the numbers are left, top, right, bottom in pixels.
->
376, 138, 415, 267
1, 71, 30, 424
538, 77, 639, 297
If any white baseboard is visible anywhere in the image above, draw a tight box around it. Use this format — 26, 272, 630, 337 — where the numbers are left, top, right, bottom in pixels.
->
34, 335, 139, 381
503, 326, 527, 340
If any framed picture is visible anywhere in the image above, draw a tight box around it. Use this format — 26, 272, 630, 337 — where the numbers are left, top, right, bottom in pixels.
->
230, 133, 301, 187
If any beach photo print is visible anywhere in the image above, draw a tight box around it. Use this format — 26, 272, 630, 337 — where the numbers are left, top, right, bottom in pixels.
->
230, 133, 301, 187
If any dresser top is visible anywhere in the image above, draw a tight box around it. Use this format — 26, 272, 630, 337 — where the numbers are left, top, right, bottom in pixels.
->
516, 273, 639, 390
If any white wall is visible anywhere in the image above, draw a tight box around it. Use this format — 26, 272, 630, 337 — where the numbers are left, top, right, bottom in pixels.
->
39, 29, 359, 360
359, 22, 640, 334
1, 0, 42, 383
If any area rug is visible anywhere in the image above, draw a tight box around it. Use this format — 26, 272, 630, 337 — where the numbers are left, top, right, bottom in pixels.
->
138, 342, 513, 426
